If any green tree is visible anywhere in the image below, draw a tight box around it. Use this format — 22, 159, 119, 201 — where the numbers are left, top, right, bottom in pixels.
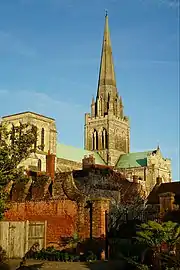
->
123, 220, 180, 269
0, 122, 37, 184
0, 186, 7, 220
0, 122, 37, 219
137, 220, 180, 254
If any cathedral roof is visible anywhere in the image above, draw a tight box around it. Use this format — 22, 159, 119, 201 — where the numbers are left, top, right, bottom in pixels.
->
56, 143, 105, 165
116, 150, 153, 169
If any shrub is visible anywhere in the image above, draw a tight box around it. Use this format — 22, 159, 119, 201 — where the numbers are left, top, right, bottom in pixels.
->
86, 251, 97, 262
0, 246, 6, 263
30, 247, 81, 262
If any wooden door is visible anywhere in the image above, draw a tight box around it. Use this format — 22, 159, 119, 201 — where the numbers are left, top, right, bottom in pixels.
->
28, 221, 47, 250
8, 221, 27, 258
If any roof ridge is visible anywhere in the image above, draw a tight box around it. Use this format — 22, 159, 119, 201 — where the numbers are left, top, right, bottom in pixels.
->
2, 111, 55, 121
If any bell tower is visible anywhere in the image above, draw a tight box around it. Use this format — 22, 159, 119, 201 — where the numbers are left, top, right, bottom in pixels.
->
84, 13, 130, 166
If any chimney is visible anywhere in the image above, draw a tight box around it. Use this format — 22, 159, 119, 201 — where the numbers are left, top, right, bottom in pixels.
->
159, 192, 175, 214
82, 155, 95, 169
46, 151, 56, 181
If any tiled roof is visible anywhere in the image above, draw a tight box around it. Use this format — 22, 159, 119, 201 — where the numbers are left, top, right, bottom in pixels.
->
147, 181, 180, 204
56, 143, 105, 165
116, 150, 153, 169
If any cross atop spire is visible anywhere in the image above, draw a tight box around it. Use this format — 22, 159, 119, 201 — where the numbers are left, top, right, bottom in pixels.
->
97, 13, 117, 99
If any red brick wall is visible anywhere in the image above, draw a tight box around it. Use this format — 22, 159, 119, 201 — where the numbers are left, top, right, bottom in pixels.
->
5, 200, 78, 247
91, 199, 109, 238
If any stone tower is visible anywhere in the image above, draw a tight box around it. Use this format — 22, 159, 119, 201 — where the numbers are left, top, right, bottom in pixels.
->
84, 13, 130, 166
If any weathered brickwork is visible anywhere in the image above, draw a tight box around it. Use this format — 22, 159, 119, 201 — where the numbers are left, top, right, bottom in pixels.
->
4, 163, 143, 247
5, 200, 78, 247
91, 198, 110, 238
159, 192, 175, 215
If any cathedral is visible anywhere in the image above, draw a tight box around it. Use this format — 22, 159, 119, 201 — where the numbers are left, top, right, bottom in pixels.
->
1, 14, 172, 196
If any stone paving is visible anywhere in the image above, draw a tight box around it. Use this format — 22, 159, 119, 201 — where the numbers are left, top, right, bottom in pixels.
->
1, 259, 125, 270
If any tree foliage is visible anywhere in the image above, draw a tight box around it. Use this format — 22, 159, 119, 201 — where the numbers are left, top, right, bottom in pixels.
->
0, 121, 37, 219
108, 196, 146, 230
0, 122, 37, 184
136, 220, 180, 253
0, 186, 7, 220
123, 220, 180, 269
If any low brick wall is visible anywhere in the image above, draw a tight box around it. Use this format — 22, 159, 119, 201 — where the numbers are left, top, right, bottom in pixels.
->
5, 200, 78, 247
5, 198, 110, 250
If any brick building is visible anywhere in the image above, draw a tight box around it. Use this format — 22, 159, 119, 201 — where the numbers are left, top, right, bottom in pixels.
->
4, 155, 145, 247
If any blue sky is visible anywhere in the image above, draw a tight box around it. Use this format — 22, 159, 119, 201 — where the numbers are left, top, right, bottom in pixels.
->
0, 0, 179, 179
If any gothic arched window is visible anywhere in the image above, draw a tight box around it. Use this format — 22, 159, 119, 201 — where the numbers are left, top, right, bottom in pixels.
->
102, 128, 108, 149
32, 125, 37, 151
38, 159, 42, 171
41, 128, 45, 151
92, 129, 98, 150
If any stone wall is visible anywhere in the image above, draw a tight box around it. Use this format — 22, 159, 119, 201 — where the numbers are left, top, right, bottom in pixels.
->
56, 158, 82, 172
84, 113, 130, 166
2, 111, 57, 173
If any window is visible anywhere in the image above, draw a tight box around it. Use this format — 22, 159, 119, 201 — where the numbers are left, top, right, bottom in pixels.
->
41, 128, 45, 151
92, 129, 98, 150
38, 159, 42, 171
32, 125, 37, 150
102, 128, 108, 149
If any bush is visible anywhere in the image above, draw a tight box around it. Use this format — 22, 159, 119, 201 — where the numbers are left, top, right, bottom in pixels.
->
0, 246, 6, 263
86, 251, 97, 262
30, 246, 100, 262
30, 246, 81, 262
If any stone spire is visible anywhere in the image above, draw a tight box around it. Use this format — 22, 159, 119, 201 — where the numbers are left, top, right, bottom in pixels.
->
97, 12, 117, 99
84, 13, 130, 165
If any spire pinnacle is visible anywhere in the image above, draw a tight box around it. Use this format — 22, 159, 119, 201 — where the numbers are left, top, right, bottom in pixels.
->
97, 13, 117, 98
